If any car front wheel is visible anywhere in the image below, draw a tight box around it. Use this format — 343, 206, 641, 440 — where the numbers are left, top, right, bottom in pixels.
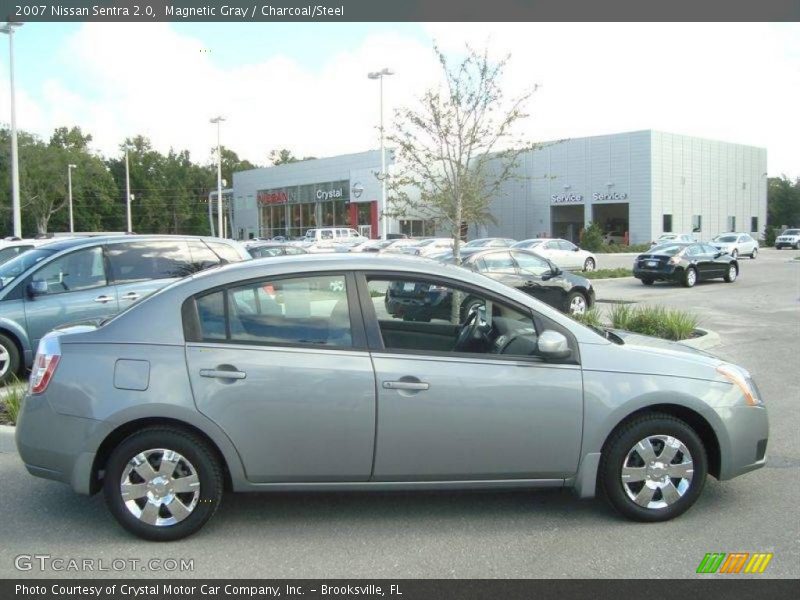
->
583, 258, 596, 272
641, 278, 654, 286
104, 427, 223, 541
751, 247, 758, 259
724, 264, 738, 283
565, 292, 588, 315
0, 333, 21, 384
600, 413, 707, 522
731, 249, 738, 259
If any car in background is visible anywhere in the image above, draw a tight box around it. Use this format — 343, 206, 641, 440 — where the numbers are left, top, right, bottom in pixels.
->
303, 227, 367, 248
0, 235, 249, 383
709, 233, 759, 259
511, 238, 545, 251
16, 253, 768, 540
463, 237, 516, 249
651, 233, 695, 246
0, 238, 64, 266
433, 248, 595, 315
524, 238, 597, 272
244, 242, 308, 259
350, 239, 395, 253
603, 231, 626, 245
400, 238, 455, 257
775, 228, 800, 250
382, 238, 428, 254
633, 242, 738, 287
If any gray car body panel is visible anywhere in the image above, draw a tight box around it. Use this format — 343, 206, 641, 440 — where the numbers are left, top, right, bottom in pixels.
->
15, 254, 768, 497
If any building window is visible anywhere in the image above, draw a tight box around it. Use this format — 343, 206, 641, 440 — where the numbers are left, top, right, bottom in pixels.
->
751, 217, 758, 233
727, 216, 736, 232
692, 215, 702, 233
662, 214, 673, 233
400, 219, 437, 237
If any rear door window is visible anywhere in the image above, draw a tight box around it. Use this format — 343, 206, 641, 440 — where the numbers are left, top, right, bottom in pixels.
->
205, 241, 244, 263
106, 240, 193, 283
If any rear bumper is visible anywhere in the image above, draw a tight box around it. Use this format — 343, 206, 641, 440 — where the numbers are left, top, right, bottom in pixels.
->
633, 265, 682, 282
15, 392, 106, 495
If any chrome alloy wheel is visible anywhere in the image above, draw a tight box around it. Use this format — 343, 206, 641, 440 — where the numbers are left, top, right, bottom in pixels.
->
728, 265, 737, 281
621, 435, 694, 509
0, 346, 10, 378
120, 449, 200, 526
686, 269, 697, 287
569, 295, 587, 315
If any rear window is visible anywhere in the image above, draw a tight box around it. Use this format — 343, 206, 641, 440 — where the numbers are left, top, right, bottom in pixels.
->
649, 244, 685, 256
107, 240, 193, 283
206, 241, 244, 263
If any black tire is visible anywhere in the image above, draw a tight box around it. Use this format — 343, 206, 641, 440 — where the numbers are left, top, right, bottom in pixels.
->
750, 247, 758, 259
724, 263, 738, 283
600, 413, 708, 522
682, 267, 697, 288
795, 242, 800, 250
564, 291, 589, 315
583, 258, 596, 272
0, 333, 21, 384
641, 278, 654, 286
104, 427, 223, 541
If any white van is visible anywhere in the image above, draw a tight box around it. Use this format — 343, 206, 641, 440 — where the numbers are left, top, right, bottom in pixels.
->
303, 228, 368, 252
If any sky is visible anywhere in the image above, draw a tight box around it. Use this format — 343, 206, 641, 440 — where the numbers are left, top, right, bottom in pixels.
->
0, 22, 798, 177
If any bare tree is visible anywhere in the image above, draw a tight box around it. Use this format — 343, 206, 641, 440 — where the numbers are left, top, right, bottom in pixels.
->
387, 45, 536, 264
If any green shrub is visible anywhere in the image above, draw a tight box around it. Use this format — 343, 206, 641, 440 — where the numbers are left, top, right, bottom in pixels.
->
580, 222, 605, 252
609, 304, 698, 341
594, 243, 651, 254
1, 374, 25, 425
764, 225, 777, 247
571, 307, 603, 328
582, 268, 632, 279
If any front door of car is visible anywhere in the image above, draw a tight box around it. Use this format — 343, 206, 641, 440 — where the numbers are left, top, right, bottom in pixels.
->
23, 246, 119, 350
510, 251, 564, 309
361, 274, 583, 481
185, 272, 376, 483
701, 244, 728, 277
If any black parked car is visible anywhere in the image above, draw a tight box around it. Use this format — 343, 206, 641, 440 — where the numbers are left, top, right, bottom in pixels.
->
245, 242, 308, 259
633, 242, 739, 287
385, 248, 595, 319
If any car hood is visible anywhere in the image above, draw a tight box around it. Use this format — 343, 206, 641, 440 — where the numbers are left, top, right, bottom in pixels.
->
609, 328, 718, 360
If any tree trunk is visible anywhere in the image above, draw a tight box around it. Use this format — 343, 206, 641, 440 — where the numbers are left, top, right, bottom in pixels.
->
450, 191, 463, 325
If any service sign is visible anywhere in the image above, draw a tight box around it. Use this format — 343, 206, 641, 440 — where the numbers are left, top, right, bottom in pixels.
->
551, 193, 584, 204
592, 192, 629, 201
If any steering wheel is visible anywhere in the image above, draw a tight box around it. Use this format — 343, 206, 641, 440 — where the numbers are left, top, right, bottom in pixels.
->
454, 309, 488, 352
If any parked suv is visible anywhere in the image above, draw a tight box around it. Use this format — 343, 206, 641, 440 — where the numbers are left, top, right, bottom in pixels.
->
774, 229, 800, 250
0, 235, 248, 382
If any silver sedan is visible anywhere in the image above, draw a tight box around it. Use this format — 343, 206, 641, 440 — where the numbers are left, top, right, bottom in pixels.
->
15, 254, 768, 540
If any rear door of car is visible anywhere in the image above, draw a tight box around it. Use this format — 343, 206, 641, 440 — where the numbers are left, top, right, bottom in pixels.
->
184, 271, 376, 482
557, 240, 581, 269
23, 245, 119, 350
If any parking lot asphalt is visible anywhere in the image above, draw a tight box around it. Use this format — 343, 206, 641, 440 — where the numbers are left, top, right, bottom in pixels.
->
0, 249, 797, 579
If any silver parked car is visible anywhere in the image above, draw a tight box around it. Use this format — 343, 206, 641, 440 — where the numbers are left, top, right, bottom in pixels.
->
0, 235, 249, 383
709, 233, 759, 259
16, 254, 768, 540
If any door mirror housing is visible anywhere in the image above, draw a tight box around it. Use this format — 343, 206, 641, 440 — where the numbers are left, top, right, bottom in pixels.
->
537, 330, 571, 359
28, 279, 48, 297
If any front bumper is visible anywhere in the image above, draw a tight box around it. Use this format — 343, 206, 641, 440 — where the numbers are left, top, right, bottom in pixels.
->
715, 405, 769, 481
15, 392, 107, 494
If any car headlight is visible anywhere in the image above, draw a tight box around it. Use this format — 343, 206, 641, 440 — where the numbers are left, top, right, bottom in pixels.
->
717, 364, 763, 406
668, 256, 681, 265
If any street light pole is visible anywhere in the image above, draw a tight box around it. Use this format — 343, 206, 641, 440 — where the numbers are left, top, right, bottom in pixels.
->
368, 67, 394, 240
1, 22, 23, 238
210, 116, 225, 239
67, 164, 76, 233
125, 148, 132, 232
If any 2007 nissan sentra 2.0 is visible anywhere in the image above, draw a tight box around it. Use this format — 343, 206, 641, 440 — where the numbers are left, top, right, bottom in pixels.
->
15, 254, 768, 540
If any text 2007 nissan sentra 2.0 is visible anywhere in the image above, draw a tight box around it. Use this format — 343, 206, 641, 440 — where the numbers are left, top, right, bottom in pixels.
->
15, 254, 768, 540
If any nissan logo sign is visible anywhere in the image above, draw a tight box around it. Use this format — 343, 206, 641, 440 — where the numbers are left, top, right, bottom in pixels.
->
352, 182, 364, 199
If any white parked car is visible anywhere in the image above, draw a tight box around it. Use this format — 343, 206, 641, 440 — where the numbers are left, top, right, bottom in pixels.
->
602, 231, 626, 245
710, 233, 759, 259
0, 238, 65, 266
301, 228, 367, 253
527, 238, 597, 272
775, 228, 800, 250
652, 233, 695, 246
403, 238, 455, 257
381, 238, 427, 254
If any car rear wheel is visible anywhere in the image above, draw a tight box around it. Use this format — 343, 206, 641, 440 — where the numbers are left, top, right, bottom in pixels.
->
641, 278, 654, 286
724, 264, 738, 283
682, 267, 697, 288
0, 334, 21, 384
104, 427, 223, 541
583, 258, 596, 272
600, 413, 707, 522
795, 242, 800, 250
731, 249, 738, 259
751, 247, 758, 259
565, 292, 588, 315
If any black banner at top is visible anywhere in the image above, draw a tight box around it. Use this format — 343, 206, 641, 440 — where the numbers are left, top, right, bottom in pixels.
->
0, 0, 799, 22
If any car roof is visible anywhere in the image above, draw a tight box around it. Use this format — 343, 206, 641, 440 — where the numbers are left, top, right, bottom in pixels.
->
30, 234, 237, 253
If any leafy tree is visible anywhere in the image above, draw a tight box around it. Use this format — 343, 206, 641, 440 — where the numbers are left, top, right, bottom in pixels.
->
767, 175, 800, 228
49, 126, 92, 151
268, 148, 316, 166
580, 222, 605, 252
386, 45, 535, 270
763, 224, 777, 246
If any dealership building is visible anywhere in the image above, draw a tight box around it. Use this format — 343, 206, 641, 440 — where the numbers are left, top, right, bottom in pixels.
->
230, 130, 767, 244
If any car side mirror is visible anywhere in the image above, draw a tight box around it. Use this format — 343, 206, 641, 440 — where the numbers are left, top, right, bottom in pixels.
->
537, 330, 571, 359
28, 279, 47, 297
573, 247, 580, 252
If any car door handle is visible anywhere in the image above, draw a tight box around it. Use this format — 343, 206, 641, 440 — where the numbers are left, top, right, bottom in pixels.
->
382, 380, 430, 391
121, 292, 141, 301
200, 368, 247, 380
93, 295, 114, 304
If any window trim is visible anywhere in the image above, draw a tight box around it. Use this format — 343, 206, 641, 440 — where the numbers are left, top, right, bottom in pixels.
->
182, 271, 368, 351
354, 270, 580, 366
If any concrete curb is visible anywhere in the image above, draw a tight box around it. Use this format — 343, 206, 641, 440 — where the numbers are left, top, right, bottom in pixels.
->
0, 424, 16, 454
586, 276, 635, 282
678, 327, 721, 351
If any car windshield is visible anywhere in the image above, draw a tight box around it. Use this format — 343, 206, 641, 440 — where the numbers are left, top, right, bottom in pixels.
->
514, 240, 543, 248
464, 239, 490, 247
715, 235, 738, 242
783, 229, 800, 235
0, 247, 59, 287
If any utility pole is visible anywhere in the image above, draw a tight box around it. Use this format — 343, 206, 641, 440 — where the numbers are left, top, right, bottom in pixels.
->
125, 148, 132, 232
210, 116, 225, 238
67, 164, 76, 233
1, 22, 23, 237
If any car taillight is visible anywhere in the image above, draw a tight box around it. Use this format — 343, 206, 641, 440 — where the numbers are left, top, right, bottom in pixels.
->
29, 336, 61, 394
